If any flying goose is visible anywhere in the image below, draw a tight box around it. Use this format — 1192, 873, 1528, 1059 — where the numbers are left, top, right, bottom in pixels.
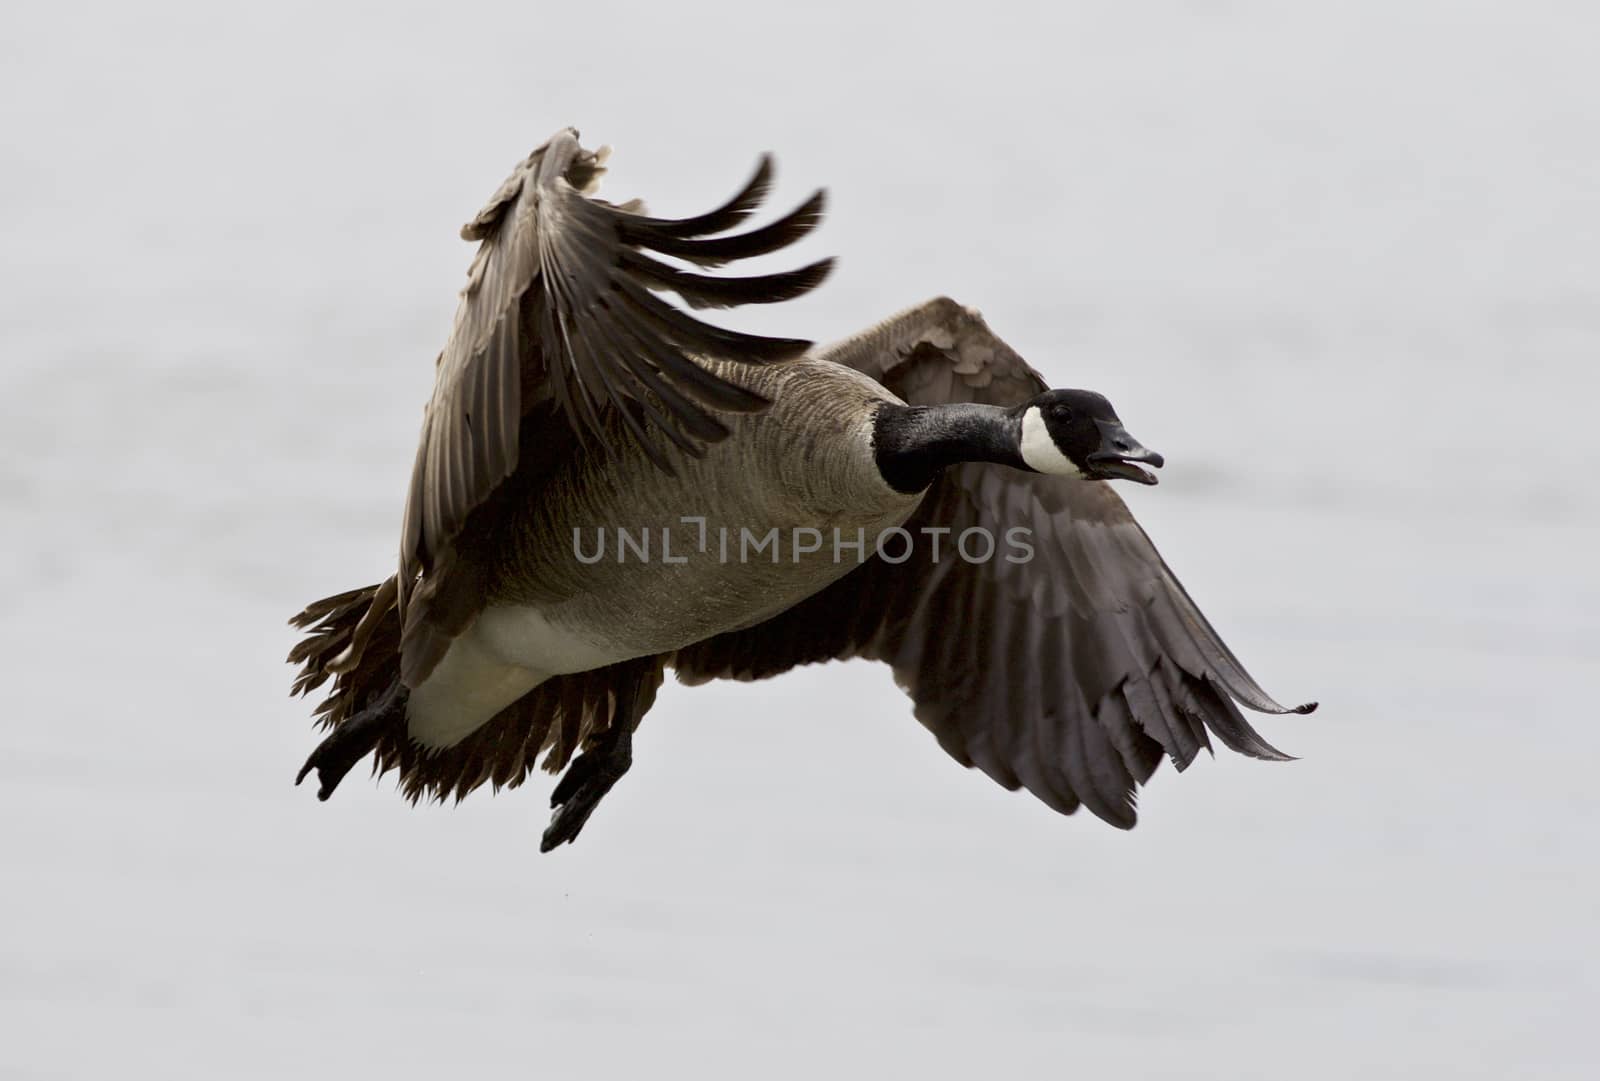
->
289, 128, 1314, 852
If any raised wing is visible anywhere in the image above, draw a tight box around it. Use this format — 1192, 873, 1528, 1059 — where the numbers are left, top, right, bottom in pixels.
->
394, 128, 830, 682
672, 297, 1313, 827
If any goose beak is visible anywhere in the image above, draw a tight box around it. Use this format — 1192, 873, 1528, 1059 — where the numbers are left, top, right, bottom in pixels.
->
1087, 420, 1164, 485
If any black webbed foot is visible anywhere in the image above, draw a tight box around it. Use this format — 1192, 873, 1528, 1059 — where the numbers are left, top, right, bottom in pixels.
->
541, 722, 633, 852
295, 680, 408, 801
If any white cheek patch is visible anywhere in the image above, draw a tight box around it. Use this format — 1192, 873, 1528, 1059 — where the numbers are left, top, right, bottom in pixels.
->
1019, 406, 1082, 476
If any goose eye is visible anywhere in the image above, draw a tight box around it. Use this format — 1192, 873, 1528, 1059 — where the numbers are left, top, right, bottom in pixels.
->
1052, 405, 1073, 423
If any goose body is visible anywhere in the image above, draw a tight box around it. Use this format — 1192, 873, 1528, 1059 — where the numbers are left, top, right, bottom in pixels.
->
288, 129, 1314, 851
408, 356, 918, 747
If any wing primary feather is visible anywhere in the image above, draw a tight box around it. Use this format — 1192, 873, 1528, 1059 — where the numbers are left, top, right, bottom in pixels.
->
615, 154, 774, 238
1190, 676, 1297, 762
613, 275, 812, 362
1153, 571, 1314, 716
619, 190, 827, 267
620, 250, 835, 311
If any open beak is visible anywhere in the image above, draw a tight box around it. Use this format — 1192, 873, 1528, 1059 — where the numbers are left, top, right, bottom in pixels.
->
1087, 420, 1164, 485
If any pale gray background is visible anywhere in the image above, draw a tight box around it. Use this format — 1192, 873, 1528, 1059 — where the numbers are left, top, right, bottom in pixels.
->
2, 1, 1597, 1078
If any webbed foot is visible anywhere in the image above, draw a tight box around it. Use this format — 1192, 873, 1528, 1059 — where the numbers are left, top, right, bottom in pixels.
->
540, 723, 632, 852
295, 680, 408, 801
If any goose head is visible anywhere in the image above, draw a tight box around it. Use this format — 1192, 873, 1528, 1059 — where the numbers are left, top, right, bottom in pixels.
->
871, 391, 1164, 494
1015, 390, 1164, 485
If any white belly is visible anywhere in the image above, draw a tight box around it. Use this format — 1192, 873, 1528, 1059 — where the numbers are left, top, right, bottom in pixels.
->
405, 605, 632, 749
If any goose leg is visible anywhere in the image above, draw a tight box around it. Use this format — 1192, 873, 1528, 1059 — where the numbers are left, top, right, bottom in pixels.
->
295, 680, 408, 801
541, 674, 643, 852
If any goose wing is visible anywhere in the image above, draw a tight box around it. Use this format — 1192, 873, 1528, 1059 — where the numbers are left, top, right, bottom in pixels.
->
672, 298, 1312, 827
394, 128, 830, 682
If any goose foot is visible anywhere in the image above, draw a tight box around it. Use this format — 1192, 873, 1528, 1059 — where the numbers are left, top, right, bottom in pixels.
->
295, 680, 408, 801
541, 722, 632, 852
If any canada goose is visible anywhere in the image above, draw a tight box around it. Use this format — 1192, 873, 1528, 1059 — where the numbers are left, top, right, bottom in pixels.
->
289, 128, 1314, 852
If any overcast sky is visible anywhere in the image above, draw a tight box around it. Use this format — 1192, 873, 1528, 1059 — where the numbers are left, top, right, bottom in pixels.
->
2, 2, 1597, 1078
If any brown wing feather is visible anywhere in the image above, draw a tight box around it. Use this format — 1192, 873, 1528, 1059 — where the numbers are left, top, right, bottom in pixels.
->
672, 298, 1312, 828
395, 128, 832, 685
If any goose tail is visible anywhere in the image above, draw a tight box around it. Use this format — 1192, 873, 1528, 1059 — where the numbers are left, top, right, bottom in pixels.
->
287, 576, 403, 735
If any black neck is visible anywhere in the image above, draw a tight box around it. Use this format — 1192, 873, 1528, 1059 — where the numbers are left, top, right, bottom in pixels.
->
872, 402, 1026, 494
